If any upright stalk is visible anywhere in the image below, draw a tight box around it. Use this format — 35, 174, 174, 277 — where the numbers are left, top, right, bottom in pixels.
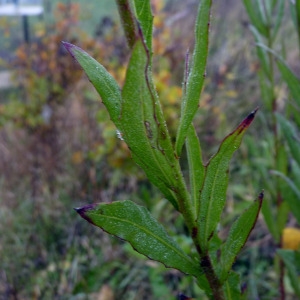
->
265, 10, 285, 300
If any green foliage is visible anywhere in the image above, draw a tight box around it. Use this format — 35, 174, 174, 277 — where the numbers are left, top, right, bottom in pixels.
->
277, 249, 300, 297
186, 125, 205, 211
6, 0, 300, 298
175, 0, 211, 156
66, 1, 262, 298
63, 42, 122, 128
76, 200, 201, 277
219, 193, 263, 282
243, 0, 300, 298
196, 109, 258, 253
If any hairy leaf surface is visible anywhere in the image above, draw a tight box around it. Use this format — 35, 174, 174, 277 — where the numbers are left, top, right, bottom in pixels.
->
186, 125, 205, 211
121, 39, 184, 209
219, 192, 263, 282
62, 42, 122, 128
175, 0, 212, 156
197, 109, 257, 251
76, 200, 202, 277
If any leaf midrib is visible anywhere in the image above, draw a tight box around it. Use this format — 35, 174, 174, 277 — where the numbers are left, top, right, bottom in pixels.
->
201, 136, 238, 246
90, 211, 196, 267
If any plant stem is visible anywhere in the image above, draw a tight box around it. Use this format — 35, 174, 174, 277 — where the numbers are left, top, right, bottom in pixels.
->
264, 3, 285, 297
115, 0, 138, 49
190, 227, 225, 299
116, 1, 225, 298
200, 254, 225, 300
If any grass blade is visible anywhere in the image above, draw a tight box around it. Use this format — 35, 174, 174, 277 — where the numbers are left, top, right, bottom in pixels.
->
272, 0, 285, 40
242, 0, 268, 37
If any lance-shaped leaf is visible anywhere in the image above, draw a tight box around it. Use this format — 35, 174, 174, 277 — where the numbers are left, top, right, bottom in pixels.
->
197, 109, 257, 252
222, 271, 241, 300
186, 125, 205, 211
133, 0, 153, 53
175, 0, 212, 156
272, 0, 285, 41
242, 0, 268, 37
218, 192, 263, 283
121, 39, 183, 209
116, 0, 153, 52
116, 0, 138, 49
62, 42, 122, 129
290, 0, 300, 50
75, 200, 202, 278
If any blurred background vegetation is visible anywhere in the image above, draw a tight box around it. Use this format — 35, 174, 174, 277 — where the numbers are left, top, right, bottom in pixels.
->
0, 0, 299, 299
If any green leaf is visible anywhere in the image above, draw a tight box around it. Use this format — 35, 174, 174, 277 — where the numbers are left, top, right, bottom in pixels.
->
276, 59, 300, 108
222, 271, 241, 300
62, 42, 122, 128
175, 0, 212, 156
196, 274, 212, 297
290, 0, 300, 50
121, 39, 181, 208
133, 0, 153, 54
116, 0, 153, 55
75, 200, 202, 277
263, 0, 272, 17
219, 192, 263, 282
242, 0, 268, 37
272, 0, 285, 40
116, 0, 138, 49
186, 125, 205, 212
271, 170, 300, 223
197, 109, 257, 252
254, 0, 267, 28
277, 249, 300, 297
291, 159, 300, 188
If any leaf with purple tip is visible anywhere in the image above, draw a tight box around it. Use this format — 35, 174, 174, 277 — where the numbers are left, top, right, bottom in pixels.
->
62, 42, 122, 128
197, 109, 258, 252
75, 200, 202, 278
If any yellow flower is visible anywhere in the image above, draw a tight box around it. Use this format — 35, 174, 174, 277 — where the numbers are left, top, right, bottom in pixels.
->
282, 227, 300, 250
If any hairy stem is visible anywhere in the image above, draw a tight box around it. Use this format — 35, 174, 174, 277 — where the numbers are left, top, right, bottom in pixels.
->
116, 0, 138, 49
